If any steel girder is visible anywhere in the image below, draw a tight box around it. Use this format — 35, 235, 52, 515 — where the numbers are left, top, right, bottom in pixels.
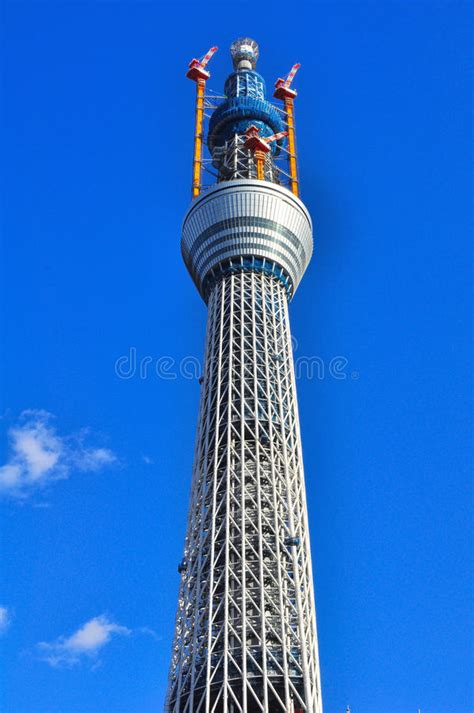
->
166, 271, 322, 713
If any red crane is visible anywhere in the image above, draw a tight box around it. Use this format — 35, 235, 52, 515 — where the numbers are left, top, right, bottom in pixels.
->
274, 62, 301, 100
186, 46, 218, 82
273, 63, 301, 196
186, 46, 218, 198
244, 125, 288, 180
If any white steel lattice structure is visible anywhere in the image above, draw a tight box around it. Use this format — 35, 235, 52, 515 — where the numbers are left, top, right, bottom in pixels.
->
166, 39, 322, 713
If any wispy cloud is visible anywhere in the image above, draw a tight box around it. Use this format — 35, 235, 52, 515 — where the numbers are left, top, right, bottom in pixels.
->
37, 615, 131, 668
0, 410, 117, 499
0, 606, 11, 634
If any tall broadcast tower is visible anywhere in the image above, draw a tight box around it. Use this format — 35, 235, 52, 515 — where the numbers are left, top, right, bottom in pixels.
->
166, 39, 322, 713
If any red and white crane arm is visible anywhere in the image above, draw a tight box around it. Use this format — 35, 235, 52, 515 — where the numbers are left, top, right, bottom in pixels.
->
284, 62, 301, 88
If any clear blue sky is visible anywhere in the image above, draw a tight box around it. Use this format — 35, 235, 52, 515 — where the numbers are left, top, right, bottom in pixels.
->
1, 1, 472, 712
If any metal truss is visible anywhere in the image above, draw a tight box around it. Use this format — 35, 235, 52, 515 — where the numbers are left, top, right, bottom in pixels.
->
212, 134, 283, 185
166, 271, 322, 713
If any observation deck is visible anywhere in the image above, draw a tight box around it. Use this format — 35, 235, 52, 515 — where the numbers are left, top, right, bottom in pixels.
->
181, 179, 313, 302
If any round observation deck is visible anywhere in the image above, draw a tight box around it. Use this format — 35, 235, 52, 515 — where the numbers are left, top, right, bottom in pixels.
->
181, 180, 313, 302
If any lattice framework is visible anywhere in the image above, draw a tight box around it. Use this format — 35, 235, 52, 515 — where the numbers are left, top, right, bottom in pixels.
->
167, 271, 322, 713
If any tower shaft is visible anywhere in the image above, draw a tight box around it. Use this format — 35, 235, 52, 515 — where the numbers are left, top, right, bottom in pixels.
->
167, 271, 321, 713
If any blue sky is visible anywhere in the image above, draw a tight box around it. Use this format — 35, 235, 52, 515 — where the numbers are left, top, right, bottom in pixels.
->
0, 1, 472, 712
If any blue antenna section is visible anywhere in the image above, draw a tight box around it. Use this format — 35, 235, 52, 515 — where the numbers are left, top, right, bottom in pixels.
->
207, 38, 286, 156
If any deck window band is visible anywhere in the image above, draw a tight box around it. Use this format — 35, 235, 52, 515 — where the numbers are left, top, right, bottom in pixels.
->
184, 216, 308, 266
190, 234, 304, 284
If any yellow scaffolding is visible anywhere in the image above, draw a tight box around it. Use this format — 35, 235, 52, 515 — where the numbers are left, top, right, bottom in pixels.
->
191, 78, 206, 199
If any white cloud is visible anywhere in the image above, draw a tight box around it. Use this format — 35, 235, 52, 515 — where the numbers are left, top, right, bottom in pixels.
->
37, 615, 130, 668
0, 411, 117, 499
0, 606, 11, 634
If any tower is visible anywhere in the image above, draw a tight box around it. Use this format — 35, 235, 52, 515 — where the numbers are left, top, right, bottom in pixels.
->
166, 39, 322, 713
